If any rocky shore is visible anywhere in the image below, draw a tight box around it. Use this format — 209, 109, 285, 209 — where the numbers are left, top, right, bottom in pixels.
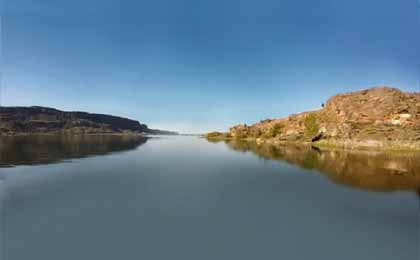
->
206, 87, 420, 151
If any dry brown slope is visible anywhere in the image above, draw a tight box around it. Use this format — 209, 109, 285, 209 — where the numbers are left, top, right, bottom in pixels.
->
216, 87, 420, 150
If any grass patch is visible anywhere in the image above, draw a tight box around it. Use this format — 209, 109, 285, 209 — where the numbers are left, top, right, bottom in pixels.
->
205, 131, 231, 140
270, 123, 284, 137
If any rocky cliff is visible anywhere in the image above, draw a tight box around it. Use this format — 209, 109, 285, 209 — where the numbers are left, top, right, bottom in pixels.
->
0, 106, 177, 135
208, 87, 420, 150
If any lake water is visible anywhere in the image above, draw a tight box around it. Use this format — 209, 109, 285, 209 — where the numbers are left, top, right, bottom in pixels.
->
0, 135, 419, 260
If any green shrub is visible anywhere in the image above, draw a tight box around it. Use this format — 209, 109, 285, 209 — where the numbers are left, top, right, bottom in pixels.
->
270, 123, 284, 137
205, 132, 225, 139
252, 129, 263, 138
261, 132, 273, 139
304, 113, 319, 138
235, 131, 249, 139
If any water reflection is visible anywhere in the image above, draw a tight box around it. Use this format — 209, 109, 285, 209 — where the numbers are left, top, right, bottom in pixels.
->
0, 135, 148, 167
1, 137, 419, 260
223, 139, 420, 193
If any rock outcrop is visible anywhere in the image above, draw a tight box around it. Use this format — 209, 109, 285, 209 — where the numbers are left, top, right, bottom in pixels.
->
323, 87, 420, 126
212, 87, 420, 150
0, 106, 177, 135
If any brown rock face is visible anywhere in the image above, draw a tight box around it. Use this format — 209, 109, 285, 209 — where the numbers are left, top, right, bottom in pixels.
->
323, 87, 420, 126
225, 87, 420, 149
0, 106, 150, 135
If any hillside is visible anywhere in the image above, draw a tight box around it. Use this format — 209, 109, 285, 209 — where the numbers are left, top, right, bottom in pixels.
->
0, 106, 178, 136
207, 87, 420, 150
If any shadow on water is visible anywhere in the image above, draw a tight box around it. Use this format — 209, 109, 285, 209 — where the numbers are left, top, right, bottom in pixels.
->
0, 135, 148, 168
222, 139, 420, 193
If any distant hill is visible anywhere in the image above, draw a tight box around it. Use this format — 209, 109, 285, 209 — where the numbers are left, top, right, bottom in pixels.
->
0, 106, 178, 136
207, 87, 420, 151
148, 129, 179, 135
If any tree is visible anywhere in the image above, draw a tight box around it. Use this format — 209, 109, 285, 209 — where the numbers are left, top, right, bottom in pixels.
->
304, 113, 319, 138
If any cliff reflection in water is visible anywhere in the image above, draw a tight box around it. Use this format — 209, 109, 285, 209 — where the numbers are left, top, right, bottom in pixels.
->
224, 140, 420, 193
0, 135, 147, 167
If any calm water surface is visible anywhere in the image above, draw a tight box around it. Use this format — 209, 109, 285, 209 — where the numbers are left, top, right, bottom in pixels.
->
0, 136, 419, 260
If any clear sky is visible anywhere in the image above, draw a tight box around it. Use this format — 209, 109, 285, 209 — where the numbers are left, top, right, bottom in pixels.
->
2, 0, 419, 133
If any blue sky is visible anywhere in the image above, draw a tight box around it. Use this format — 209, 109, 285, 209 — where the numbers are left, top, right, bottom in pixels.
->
2, 0, 419, 133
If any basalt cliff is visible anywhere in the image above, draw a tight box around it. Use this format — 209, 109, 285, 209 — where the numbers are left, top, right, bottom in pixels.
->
0, 106, 178, 136
207, 87, 420, 150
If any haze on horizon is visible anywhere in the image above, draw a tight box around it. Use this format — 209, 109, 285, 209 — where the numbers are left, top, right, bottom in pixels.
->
2, 0, 419, 133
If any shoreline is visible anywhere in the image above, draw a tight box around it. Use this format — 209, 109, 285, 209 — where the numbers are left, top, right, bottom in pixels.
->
0, 132, 147, 137
205, 134, 420, 152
